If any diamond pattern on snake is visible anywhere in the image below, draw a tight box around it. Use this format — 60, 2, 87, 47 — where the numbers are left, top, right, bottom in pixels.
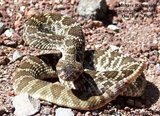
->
12, 13, 146, 110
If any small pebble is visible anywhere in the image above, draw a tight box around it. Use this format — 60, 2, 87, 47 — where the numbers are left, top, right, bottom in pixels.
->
95, 44, 101, 49
156, 5, 160, 13
85, 111, 92, 116
108, 107, 117, 114
43, 107, 52, 115
4, 28, 14, 37
12, 50, 23, 62
12, 93, 41, 116
150, 43, 158, 50
109, 45, 119, 51
146, 12, 152, 17
71, 0, 75, 4
6, 8, 13, 17
92, 110, 99, 116
93, 20, 103, 27
55, 4, 65, 10
25, 8, 36, 17
3, 39, 17, 47
20, 6, 25, 12
55, 107, 74, 116
54, 0, 62, 4
77, 0, 108, 19
107, 25, 120, 32
76, 112, 83, 116
0, 0, 5, 5
124, 106, 130, 111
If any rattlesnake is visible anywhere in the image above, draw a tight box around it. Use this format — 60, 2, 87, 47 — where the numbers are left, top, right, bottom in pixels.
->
12, 13, 146, 110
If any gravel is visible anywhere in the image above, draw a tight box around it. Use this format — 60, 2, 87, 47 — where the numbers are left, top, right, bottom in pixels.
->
0, 0, 160, 115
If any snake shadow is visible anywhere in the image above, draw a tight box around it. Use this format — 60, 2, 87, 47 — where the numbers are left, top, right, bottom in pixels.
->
111, 80, 160, 109
141, 80, 160, 108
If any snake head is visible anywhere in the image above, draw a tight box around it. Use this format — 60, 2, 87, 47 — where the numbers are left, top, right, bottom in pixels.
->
56, 60, 83, 81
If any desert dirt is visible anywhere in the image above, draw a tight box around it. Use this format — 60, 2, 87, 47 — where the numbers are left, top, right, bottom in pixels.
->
0, 0, 160, 115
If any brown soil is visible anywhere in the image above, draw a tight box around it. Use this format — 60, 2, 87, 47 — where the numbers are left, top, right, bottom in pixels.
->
0, 0, 160, 115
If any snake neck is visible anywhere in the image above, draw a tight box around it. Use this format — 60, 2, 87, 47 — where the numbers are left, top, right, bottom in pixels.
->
58, 72, 102, 95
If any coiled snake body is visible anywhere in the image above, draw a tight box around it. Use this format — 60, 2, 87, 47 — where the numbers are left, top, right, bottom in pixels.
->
13, 13, 146, 110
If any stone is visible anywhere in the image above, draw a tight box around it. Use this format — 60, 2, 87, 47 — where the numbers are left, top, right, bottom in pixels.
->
55, 4, 65, 10
77, 0, 108, 19
12, 93, 41, 116
156, 5, 160, 13
92, 110, 99, 116
109, 45, 119, 51
95, 44, 101, 49
76, 112, 83, 116
106, 0, 119, 9
55, 107, 74, 116
124, 106, 131, 111
85, 111, 92, 116
25, 8, 36, 18
20, 6, 25, 12
43, 107, 52, 115
12, 50, 23, 62
3, 39, 18, 47
107, 24, 120, 32
54, 0, 63, 4
0, 0, 5, 5
4, 28, 14, 37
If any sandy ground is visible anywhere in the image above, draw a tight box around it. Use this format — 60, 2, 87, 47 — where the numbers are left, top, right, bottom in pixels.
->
0, 0, 160, 115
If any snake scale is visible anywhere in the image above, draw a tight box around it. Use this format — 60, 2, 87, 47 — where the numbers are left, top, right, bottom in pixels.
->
12, 13, 146, 110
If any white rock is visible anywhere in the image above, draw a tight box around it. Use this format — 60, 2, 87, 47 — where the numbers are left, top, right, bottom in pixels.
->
4, 28, 14, 37
55, 107, 74, 116
107, 25, 120, 32
153, 39, 158, 44
156, 64, 160, 70
77, 0, 108, 19
12, 93, 40, 116
109, 45, 119, 51
20, 6, 26, 12
12, 50, 23, 61
95, 44, 101, 49
85, 111, 92, 116
91, 110, 99, 116
0, 0, 5, 5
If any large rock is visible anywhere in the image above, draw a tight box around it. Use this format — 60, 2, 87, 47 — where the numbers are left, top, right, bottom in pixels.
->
12, 93, 41, 116
55, 107, 74, 116
77, 0, 108, 19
